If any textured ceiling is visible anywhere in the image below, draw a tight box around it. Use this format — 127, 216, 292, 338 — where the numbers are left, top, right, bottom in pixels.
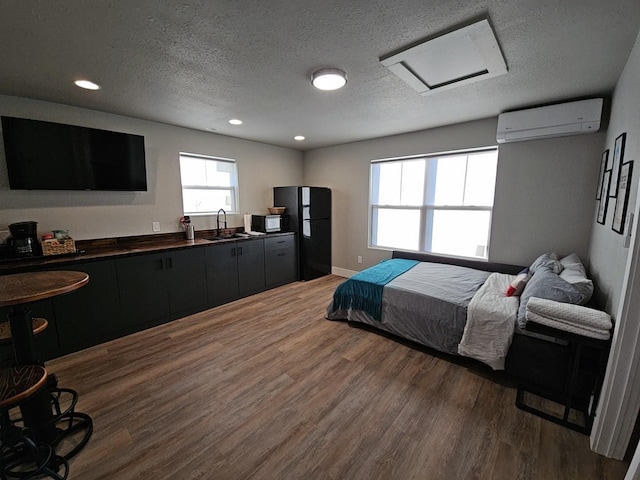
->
0, 1, 639, 151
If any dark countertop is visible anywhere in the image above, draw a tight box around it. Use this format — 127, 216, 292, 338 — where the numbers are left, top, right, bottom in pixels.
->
0, 230, 294, 274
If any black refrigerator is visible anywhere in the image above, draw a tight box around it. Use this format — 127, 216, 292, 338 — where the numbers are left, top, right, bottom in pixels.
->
274, 186, 331, 281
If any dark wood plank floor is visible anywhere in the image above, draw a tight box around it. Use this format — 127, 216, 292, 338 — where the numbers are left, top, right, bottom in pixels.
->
48, 275, 629, 479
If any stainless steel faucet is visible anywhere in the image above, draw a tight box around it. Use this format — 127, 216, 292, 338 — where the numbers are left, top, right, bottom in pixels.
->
216, 208, 227, 236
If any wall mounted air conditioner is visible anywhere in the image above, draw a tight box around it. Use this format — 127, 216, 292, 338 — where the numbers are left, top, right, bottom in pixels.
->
496, 98, 603, 143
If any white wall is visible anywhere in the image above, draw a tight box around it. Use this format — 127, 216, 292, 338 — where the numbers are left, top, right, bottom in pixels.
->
588, 30, 640, 459
0, 95, 303, 240
588, 30, 640, 315
304, 118, 604, 272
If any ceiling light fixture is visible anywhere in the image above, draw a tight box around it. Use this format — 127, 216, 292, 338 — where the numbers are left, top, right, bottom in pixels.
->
74, 79, 101, 90
228, 119, 243, 125
311, 68, 347, 91
294, 135, 306, 141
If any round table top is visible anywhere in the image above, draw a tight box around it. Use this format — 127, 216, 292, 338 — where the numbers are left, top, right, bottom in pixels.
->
0, 271, 89, 307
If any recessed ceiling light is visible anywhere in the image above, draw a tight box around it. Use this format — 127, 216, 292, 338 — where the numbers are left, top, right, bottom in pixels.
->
294, 135, 306, 141
74, 79, 101, 90
311, 68, 347, 91
228, 119, 243, 125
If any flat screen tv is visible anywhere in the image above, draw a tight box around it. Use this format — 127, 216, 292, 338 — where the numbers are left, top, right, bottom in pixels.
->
1, 116, 147, 191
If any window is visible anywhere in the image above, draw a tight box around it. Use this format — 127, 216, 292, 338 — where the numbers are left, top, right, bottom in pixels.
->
179, 153, 239, 215
370, 148, 498, 259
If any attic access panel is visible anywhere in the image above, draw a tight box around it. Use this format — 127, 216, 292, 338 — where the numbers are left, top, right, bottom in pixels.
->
381, 19, 507, 95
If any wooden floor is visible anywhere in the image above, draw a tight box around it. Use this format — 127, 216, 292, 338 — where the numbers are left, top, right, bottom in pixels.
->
48, 275, 629, 479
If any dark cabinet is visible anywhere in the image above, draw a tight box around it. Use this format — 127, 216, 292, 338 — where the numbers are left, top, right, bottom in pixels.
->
51, 259, 123, 353
116, 248, 207, 328
237, 239, 265, 296
116, 252, 170, 327
205, 242, 240, 306
205, 238, 266, 305
1, 259, 121, 361
264, 235, 297, 287
1, 233, 295, 362
168, 248, 208, 315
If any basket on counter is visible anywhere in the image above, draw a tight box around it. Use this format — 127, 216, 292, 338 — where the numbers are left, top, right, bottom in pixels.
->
42, 238, 76, 256
268, 206, 286, 215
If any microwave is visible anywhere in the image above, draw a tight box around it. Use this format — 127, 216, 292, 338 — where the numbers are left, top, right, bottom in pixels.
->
252, 214, 284, 233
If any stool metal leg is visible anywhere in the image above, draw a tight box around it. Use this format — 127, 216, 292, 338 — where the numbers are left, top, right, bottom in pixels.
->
1, 412, 69, 480
19, 387, 58, 444
7, 307, 38, 365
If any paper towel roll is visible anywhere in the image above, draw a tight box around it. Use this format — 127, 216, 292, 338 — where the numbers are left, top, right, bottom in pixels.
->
244, 214, 252, 233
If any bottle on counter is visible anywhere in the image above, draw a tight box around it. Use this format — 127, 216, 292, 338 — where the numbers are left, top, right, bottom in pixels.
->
186, 224, 195, 240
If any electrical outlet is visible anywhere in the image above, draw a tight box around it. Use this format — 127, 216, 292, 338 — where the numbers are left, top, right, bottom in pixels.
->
357, 255, 363, 264
152, 222, 160, 232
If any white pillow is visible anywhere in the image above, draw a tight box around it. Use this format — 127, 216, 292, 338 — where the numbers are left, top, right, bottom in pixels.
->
559, 253, 593, 304
530, 252, 563, 274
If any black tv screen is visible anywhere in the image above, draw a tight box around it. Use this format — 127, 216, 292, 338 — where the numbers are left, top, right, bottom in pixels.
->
1, 116, 147, 191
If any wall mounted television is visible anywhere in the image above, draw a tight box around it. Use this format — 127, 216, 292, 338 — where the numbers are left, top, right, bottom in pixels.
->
1, 116, 147, 191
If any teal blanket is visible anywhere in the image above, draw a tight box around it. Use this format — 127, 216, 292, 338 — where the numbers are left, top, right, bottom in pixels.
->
332, 259, 419, 321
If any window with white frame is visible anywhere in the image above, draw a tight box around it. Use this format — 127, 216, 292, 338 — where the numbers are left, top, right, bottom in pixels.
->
369, 148, 498, 259
179, 153, 239, 215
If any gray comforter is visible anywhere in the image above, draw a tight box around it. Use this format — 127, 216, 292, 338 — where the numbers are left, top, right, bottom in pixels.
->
326, 262, 491, 355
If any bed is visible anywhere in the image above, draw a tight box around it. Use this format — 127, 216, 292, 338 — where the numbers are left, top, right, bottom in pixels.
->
326, 250, 605, 376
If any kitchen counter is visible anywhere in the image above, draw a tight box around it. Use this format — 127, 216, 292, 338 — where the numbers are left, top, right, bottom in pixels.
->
0, 230, 293, 273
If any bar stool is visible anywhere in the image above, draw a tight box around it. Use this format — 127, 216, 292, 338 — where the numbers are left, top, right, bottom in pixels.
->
0, 318, 49, 343
0, 318, 92, 462
0, 365, 68, 479
0, 319, 48, 369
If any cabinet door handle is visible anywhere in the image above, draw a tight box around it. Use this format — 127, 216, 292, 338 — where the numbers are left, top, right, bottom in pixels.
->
231, 247, 236, 257
238, 246, 243, 256
158, 259, 164, 270
160, 258, 173, 270
277, 240, 285, 244
277, 252, 286, 257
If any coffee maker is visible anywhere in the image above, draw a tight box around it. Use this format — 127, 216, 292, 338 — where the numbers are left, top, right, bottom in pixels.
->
6, 221, 42, 257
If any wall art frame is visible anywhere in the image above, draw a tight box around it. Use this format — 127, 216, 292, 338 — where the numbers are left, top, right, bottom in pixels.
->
597, 149, 609, 200
613, 160, 633, 234
610, 132, 627, 196
597, 170, 611, 225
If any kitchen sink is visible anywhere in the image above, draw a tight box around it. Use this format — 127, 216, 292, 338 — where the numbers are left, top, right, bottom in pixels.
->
205, 233, 249, 242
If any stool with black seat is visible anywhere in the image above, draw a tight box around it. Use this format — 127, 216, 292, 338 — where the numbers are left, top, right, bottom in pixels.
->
0, 365, 68, 480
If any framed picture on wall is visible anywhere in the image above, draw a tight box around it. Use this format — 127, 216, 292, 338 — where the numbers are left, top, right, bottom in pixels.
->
610, 132, 627, 196
613, 161, 633, 234
597, 170, 611, 225
596, 149, 609, 200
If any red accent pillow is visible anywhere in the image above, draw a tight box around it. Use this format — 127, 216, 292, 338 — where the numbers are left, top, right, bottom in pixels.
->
506, 268, 531, 297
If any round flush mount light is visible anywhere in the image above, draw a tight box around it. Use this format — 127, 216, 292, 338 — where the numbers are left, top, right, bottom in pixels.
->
311, 68, 347, 91
74, 79, 101, 90
228, 119, 243, 125
294, 135, 306, 141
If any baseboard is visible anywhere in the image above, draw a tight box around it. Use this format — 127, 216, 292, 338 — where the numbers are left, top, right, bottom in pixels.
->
332, 266, 357, 278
